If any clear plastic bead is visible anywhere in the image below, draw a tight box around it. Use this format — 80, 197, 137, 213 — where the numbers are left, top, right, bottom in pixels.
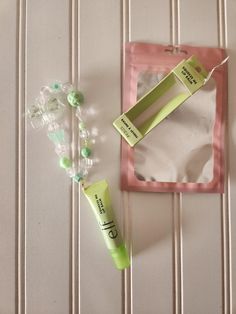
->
46, 98, 60, 112
79, 129, 90, 139
75, 107, 88, 122
55, 143, 69, 157
35, 95, 45, 106
42, 113, 52, 125
75, 107, 83, 121
27, 104, 44, 129
80, 158, 93, 169
48, 122, 60, 131
27, 104, 41, 118
66, 167, 77, 178
40, 86, 52, 100
61, 82, 73, 93
86, 158, 93, 168
78, 166, 88, 177
30, 116, 44, 129
78, 121, 86, 131
83, 138, 91, 147
44, 98, 65, 122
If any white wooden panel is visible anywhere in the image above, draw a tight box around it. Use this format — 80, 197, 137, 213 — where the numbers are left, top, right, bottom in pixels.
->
179, 0, 218, 46
0, 0, 236, 313
130, 0, 170, 44
130, 193, 173, 314
227, 0, 236, 312
181, 196, 222, 314
26, 1, 71, 313
130, 1, 174, 313
0, 1, 16, 313
79, 1, 123, 313
180, 1, 223, 313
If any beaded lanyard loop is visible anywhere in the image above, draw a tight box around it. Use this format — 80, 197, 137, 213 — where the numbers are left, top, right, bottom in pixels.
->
27, 82, 131, 271
27, 82, 93, 184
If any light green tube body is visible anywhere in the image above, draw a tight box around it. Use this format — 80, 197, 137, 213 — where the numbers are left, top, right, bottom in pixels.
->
83, 180, 130, 270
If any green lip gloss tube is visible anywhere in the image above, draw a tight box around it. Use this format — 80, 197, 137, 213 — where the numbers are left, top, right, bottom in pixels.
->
83, 179, 130, 270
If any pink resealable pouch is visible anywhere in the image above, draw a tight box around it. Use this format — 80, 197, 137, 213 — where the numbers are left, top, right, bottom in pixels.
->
120, 43, 227, 193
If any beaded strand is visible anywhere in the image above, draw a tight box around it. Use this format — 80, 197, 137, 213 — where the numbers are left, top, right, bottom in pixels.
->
27, 82, 93, 184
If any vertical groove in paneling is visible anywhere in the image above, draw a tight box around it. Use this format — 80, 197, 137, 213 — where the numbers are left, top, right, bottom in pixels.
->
170, 1, 183, 313
170, 0, 180, 46
218, 0, 228, 48
121, 1, 132, 313
16, 0, 27, 313
122, 0, 131, 43
70, 0, 80, 313
122, 192, 133, 314
172, 194, 183, 314
218, 0, 232, 313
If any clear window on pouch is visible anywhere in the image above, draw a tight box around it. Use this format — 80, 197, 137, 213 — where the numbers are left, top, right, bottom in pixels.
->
134, 71, 216, 184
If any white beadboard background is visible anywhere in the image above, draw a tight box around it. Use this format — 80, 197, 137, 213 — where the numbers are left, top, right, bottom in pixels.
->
0, 0, 235, 313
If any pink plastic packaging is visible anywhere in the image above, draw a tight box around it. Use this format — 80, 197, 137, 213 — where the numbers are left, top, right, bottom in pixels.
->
120, 43, 227, 193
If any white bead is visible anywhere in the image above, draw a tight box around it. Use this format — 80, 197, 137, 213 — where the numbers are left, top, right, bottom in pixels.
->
78, 166, 88, 177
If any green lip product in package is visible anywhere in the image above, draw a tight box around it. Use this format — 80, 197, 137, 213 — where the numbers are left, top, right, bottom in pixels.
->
113, 55, 208, 147
83, 179, 130, 270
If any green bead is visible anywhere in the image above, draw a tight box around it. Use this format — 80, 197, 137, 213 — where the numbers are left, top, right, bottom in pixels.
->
47, 129, 65, 144
59, 157, 72, 169
51, 82, 61, 91
67, 91, 84, 107
73, 173, 84, 183
79, 122, 86, 130
81, 147, 91, 158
